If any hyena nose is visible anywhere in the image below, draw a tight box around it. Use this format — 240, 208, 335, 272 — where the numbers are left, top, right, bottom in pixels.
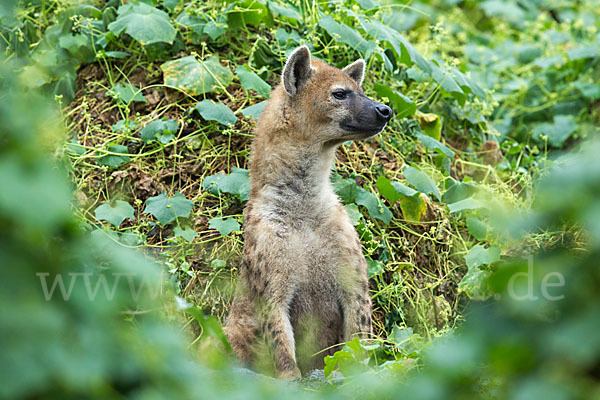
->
375, 104, 392, 122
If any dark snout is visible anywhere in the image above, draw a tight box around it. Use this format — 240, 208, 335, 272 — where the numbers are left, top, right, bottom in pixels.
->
339, 94, 393, 138
375, 103, 392, 123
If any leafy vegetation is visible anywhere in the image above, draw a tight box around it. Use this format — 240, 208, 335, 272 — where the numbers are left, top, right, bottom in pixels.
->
1, 0, 599, 398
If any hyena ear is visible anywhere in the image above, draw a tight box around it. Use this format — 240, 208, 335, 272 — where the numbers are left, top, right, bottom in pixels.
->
342, 59, 366, 86
282, 46, 314, 96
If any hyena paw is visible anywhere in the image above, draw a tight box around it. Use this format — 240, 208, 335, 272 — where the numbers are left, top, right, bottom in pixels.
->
277, 366, 302, 381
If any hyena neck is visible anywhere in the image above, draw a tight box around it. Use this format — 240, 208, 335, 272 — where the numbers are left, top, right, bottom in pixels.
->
250, 140, 339, 221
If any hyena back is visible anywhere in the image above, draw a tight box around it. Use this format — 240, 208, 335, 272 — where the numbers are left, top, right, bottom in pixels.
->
224, 46, 392, 380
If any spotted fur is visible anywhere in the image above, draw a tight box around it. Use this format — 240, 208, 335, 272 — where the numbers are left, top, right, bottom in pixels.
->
224, 46, 391, 379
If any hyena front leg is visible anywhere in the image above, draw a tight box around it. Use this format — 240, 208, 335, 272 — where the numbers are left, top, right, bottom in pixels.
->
224, 279, 258, 366
262, 299, 302, 380
339, 260, 373, 340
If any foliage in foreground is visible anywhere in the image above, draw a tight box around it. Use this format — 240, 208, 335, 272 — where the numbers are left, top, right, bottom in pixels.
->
2, 53, 600, 398
1, 0, 599, 398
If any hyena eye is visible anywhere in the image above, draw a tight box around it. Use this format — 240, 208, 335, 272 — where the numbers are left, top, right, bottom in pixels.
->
332, 90, 347, 100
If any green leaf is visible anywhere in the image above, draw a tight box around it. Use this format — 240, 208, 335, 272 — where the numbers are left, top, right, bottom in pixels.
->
533, 115, 577, 148
227, 0, 273, 29
442, 179, 479, 204
344, 203, 362, 226
97, 145, 130, 168
376, 176, 402, 205
355, 0, 377, 10
193, 100, 237, 126
416, 112, 442, 141
319, 15, 376, 57
356, 188, 393, 224
467, 216, 487, 240
451, 67, 486, 98
108, 2, 176, 45
143, 191, 194, 225
428, 62, 465, 104
94, 200, 134, 227
392, 182, 418, 197
566, 44, 599, 61
140, 119, 179, 144
109, 83, 147, 104
235, 65, 271, 98
203, 20, 227, 40
361, 19, 431, 74
400, 193, 427, 223
480, 0, 525, 26
208, 217, 240, 236
373, 83, 415, 118
202, 168, 250, 201
403, 166, 441, 201
367, 259, 385, 278
333, 177, 359, 204
58, 34, 94, 63
575, 82, 600, 100
268, 2, 301, 22
161, 55, 233, 95
416, 133, 455, 159
103, 51, 129, 59
458, 266, 492, 300
465, 245, 500, 269
241, 101, 267, 120
174, 226, 198, 242
112, 119, 138, 133
448, 197, 485, 213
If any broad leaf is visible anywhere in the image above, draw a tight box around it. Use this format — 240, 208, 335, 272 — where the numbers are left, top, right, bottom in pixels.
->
465, 244, 500, 269
403, 166, 441, 201
161, 55, 233, 95
376, 176, 402, 205
361, 19, 431, 74
174, 226, 198, 242
442, 179, 479, 204
458, 266, 492, 300
333, 177, 360, 204
143, 191, 194, 225
575, 82, 600, 100
400, 194, 428, 223
235, 65, 271, 98
373, 83, 415, 118
193, 100, 237, 126
202, 168, 250, 201
533, 115, 577, 148
109, 83, 147, 104
416, 133, 454, 159
141, 119, 178, 144
367, 259, 385, 278
319, 16, 376, 57
241, 101, 267, 120
97, 145, 130, 168
467, 216, 487, 240
94, 200, 134, 227
392, 182, 418, 197
209, 217, 240, 236
227, 0, 273, 29
108, 2, 176, 45
416, 112, 442, 140
356, 188, 393, 224
448, 197, 486, 213
344, 203, 362, 226
268, 2, 301, 22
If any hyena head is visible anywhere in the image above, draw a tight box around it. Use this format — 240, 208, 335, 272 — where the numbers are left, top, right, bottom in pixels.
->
281, 45, 392, 145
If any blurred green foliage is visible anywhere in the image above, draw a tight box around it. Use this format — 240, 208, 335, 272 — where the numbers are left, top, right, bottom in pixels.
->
1, 0, 599, 398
